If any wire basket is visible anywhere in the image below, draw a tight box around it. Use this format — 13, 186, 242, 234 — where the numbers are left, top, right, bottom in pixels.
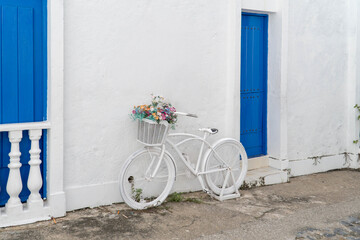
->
137, 119, 169, 146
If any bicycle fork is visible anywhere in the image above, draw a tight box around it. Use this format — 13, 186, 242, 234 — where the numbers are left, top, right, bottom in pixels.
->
145, 145, 166, 180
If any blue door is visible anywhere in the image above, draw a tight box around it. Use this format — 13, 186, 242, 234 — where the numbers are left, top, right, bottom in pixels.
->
240, 13, 268, 158
0, 0, 47, 205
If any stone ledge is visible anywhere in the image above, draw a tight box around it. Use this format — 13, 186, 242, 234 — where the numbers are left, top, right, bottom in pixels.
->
242, 167, 289, 189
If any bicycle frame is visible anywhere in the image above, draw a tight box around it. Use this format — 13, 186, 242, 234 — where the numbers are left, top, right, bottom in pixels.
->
166, 132, 219, 176
165, 132, 239, 198
141, 113, 242, 201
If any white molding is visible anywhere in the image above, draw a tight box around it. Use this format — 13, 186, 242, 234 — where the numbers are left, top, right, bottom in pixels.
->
279, 0, 289, 169
242, 0, 278, 13
356, 1, 360, 163
269, 157, 288, 170
347, 1, 359, 163
47, 0, 66, 217
0, 122, 50, 132
289, 155, 353, 177
225, 0, 242, 139
266, 0, 289, 170
65, 178, 203, 211
47, 192, 66, 217
65, 182, 122, 211
0, 207, 51, 228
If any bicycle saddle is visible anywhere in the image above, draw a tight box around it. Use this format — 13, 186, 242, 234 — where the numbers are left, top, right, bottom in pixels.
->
199, 128, 219, 134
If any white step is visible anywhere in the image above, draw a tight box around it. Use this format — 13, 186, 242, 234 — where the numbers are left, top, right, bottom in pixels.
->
242, 167, 289, 189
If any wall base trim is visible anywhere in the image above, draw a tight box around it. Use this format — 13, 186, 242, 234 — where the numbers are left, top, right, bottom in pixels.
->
65, 175, 203, 211
289, 154, 359, 177
48, 191, 66, 217
65, 153, 360, 212
65, 182, 121, 211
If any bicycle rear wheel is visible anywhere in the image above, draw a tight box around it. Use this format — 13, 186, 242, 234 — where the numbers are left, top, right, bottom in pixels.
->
202, 139, 248, 195
119, 148, 176, 209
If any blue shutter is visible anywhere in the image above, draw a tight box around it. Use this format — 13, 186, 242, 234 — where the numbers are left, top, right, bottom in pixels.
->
0, 0, 47, 205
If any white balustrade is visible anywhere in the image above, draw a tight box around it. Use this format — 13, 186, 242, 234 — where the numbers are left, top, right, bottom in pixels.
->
6, 131, 23, 215
27, 129, 43, 210
0, 121, 50, 227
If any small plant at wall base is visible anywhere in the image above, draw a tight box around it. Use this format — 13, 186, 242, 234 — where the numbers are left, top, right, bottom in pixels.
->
133, 188, 143, 203
131, 95, 177, 129
166, 192, 203, 204
354, 104, 360, 144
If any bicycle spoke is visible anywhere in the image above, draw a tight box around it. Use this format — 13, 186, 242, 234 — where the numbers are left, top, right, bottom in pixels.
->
145, 149, 157, 177
120, 148, 175, 209
149, 177, 169, 183
221, 170, 231, 187
206, 165, 223, 171
204, 140, 248, 196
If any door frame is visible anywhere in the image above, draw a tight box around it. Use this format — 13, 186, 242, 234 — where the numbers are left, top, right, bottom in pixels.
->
241, 12, 268, 157
46, 0, 66, 217
227, 1, 288, 170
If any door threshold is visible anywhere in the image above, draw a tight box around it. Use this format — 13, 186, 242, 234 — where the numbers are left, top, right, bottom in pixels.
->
248, 155, 269, 170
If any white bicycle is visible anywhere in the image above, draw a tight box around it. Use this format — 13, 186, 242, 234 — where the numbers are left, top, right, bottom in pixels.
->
119, 112, 248, 210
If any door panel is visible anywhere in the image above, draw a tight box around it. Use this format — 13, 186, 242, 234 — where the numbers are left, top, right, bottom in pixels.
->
240, 13, 268, 158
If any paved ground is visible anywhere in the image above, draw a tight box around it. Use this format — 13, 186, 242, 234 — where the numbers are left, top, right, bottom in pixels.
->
2, 170, 360, 240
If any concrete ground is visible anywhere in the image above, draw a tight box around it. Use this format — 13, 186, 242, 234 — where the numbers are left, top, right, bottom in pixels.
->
2, 170, 360, 240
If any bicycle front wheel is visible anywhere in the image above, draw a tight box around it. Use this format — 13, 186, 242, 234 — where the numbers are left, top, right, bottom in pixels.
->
202, 139, 248, 195
119, 148, 176, 209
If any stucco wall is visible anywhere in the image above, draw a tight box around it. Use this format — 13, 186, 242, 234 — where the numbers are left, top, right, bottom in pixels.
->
63, 0, 236, 210
286, 0, 350, 161
285, 0, 360, 176
62, 0, 360, 210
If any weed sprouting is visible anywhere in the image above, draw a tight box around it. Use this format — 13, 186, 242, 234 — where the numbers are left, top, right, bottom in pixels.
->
166, 192, 203, 204
167, 192, 184, 202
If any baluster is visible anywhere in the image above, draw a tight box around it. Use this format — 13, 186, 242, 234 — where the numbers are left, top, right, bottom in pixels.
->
6, 130, 23, 214
27, 129, 43, 209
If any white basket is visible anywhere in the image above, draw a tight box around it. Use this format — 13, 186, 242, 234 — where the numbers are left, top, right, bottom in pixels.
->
137, 118, 169, 146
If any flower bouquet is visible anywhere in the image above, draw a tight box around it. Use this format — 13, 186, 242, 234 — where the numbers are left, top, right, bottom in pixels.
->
131, 95, 177, 146
131, 95, 177, 129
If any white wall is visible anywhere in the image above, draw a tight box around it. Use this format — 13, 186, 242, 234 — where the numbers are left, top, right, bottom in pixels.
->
284, 0, 360, 175
286, 0, 350, 160
62, 0, 360, 210
63, 0, 235, 210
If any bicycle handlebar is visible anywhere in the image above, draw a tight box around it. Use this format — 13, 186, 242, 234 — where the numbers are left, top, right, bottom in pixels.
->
176, 112, 198, 118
